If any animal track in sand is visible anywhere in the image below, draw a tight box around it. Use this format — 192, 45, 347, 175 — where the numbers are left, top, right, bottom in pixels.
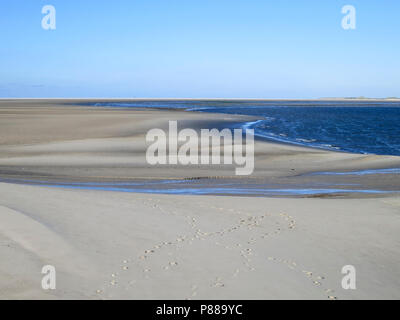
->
184, 284, 199, 300
267, 256, 337, 300
98, 201, 300, 299
223, 211, 297, 274
191, 285, 198, 297
211, 277, 225, 288
105, 208, 292, 296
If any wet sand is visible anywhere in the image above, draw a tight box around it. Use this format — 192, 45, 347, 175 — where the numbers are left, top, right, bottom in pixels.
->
1, 99, 400, 193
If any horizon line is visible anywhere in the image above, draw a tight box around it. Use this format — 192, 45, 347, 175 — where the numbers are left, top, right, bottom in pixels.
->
0, 97, 399, 101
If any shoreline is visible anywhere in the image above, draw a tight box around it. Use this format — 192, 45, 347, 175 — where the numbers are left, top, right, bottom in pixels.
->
0, 99, 400, 197
70, 99, 400, 157
3, 98, 400, 158
1, 176, 399, 198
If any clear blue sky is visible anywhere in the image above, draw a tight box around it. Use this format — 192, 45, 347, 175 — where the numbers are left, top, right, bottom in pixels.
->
0, 0, 399, 98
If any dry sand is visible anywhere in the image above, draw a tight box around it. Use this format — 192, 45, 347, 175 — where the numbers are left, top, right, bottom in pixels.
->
0, 99, 399, 299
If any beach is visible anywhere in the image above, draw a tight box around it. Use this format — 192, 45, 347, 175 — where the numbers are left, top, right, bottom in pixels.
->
0, 99, 399, 299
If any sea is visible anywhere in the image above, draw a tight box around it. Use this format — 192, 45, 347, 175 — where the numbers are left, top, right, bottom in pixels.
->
85, 100, 400, 156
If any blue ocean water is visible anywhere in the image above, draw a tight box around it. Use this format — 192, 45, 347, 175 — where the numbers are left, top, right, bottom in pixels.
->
84, 100, 400, 156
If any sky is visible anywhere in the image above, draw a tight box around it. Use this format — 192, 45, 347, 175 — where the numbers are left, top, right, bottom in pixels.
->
0, 0, 399, 98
